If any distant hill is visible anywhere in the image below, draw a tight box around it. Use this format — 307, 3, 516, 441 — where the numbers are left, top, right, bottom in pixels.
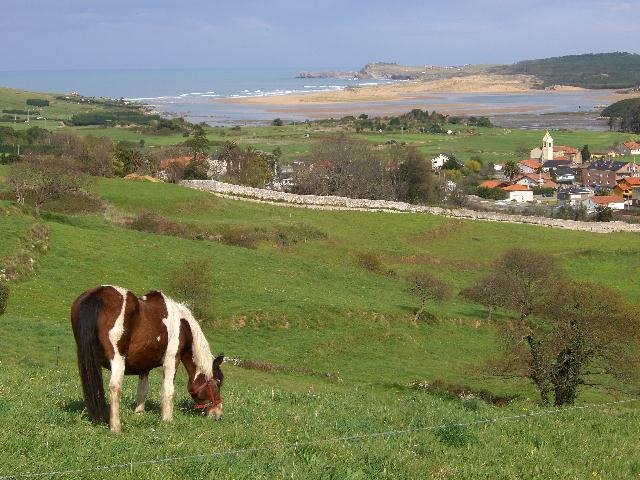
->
300, 52, 640, 90
602, 97, 640, 133
492, 52, 640, 89
602, 97, 640, 117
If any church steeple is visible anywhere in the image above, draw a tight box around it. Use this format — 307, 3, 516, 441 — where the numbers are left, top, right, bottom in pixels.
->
542, 130, 554, 162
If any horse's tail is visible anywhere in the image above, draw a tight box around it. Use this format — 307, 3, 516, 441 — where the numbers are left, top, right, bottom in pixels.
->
73, 292, 108, 424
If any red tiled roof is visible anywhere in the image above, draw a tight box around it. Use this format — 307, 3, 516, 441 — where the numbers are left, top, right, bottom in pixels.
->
554, 146, 579, 154
540, 180, 559, 189
519, 172, 553, 181
592, 195, 624, 205
621, 176, 640, 186
479, 180, 506, 189
519, 159, 541, 170
502, 184, 531, 191
623, 141, 640, 150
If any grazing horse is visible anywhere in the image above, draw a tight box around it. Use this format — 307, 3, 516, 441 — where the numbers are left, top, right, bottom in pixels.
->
71, 285, 224, 433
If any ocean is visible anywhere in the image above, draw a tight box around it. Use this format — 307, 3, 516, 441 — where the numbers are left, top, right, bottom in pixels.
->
0, 68, 617, 128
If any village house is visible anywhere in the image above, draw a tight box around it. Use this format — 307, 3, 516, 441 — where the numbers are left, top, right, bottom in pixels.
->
620, 140, 640, 156
579, 168, 617, 189
514, 172, 559, 190
518, 159, 541, 174
614, 176, 640, 203
581, 195, 626, 212
557, 186, 594, 205
502, 184, 534, 202
554, 166, 577, 183
590, 149, 619, 159
587, 159, 639, 181
542, 159, 572, 172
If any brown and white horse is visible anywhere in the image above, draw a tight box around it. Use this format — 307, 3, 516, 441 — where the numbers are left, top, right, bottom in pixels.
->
71, 285, 224, 433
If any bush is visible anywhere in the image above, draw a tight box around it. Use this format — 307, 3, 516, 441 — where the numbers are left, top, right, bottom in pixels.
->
0, 281, 9, 315
476, 186, 507, 200
355, 251, 393, 276
127, 211, 189, 237
26, 99, 49, 107
165, 258, 215, 323
0, 224, 50, 282
434, 424, 475, 447
271, 118, 284, 126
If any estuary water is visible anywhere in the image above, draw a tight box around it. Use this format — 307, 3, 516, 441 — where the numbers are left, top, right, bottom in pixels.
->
0, 67, 616, 128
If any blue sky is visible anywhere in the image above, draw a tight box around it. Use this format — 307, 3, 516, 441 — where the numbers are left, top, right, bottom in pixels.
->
3, 0, 639, 70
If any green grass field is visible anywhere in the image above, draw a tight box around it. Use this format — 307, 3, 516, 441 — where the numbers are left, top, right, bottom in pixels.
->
1, 169, 640, 478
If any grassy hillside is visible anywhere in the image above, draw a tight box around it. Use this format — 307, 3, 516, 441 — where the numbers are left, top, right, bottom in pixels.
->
493, 52, 640, 89
1, 169, 640, 477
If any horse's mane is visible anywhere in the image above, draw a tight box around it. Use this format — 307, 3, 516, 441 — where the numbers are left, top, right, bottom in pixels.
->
174, 301, 214, 379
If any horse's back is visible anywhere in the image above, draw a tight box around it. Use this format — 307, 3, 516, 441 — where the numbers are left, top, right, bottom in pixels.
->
71, 285, 139, 364
124, 291, 171, 374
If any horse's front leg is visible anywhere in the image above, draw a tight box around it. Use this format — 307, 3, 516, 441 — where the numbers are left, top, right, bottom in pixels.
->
161, 362, 177, 422
134, 373, 150, 414
109, 356, 126, 433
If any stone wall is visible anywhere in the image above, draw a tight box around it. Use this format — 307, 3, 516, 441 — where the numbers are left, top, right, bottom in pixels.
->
181, 180, 640, 233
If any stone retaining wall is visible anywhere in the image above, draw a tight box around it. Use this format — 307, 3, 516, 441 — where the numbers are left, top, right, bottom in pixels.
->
181, 180, 640, 234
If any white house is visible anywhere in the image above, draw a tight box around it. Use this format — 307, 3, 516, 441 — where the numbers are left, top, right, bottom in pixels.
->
431, 154, 449, 170
502, 184, 534, 202
581, 195, 626, 212
622, 141, 640, 156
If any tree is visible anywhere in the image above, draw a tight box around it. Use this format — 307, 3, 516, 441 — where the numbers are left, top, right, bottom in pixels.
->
115, 141, 144, 176
580, 144, 591, 162
465, 159, 482, 172
293, 135, 395, 200
593, 205, 613, 222
507, 282, 640, 405
460, 273, 505, 321
407, 271, 452, 322
393, 147, 442, 204
464, 248, 561, 322
271, 118, 284, 126
7, 154, 86, 215
503, 160, 520, 182
494, 248, 561, 320
183, 158, 209, 180
183, 123, 210, 161
218, 142, 273, 188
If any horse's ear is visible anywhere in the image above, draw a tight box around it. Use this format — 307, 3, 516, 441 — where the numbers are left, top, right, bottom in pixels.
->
213, 354, 224, 368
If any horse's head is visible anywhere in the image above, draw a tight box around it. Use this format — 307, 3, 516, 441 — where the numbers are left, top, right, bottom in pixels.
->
189, 354, 225, 420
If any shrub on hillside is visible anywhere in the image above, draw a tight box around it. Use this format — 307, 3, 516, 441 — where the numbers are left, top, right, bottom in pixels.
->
165, 258, 215, 324
355, 251, 394, 276
406, 271, 452, 322
0, 281, 9, 315
127, 211, 190, 237
7, 154, 87, 215
0, 224, 50, 282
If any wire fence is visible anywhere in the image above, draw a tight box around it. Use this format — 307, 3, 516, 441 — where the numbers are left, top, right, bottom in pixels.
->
0, 397, 637, 479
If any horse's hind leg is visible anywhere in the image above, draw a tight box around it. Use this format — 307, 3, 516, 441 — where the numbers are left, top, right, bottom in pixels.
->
109, 356, 125, 433
134, 373, 149, 414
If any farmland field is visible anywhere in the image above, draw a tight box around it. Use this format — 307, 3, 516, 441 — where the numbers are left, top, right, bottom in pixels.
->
1, 169, 640, 478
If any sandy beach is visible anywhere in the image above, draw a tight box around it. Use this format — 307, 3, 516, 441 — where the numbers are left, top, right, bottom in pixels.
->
221, 74, 541, 106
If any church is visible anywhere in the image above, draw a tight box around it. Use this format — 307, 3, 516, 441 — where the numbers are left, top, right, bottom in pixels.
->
529, 131, 582, 164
